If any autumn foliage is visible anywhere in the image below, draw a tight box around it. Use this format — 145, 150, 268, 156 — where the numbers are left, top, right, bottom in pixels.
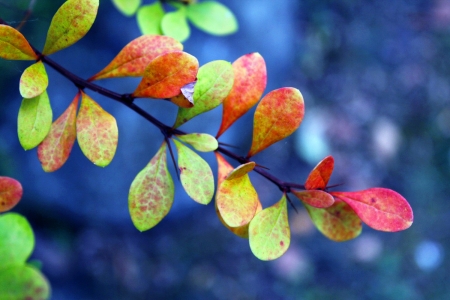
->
0, 0, 413, 276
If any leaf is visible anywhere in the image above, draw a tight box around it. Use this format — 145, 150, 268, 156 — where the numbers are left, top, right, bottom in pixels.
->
90, 35, 183, 80
216, 52, 267, 138
186, 1, 238, 36
129, 142, 174, 232
161, 7, 190, 42
42, 0, 99, 55
304, 200, 362, 242
112, 0, 141, 16
17, 90, 53, 150
132, 51, 199, 99
0, 177, 23, 213
226, 162, 255, 180
216, 163, 259, 228
176, 133, 218, 152
215, 152, 234, 187
173, 139, 214, 205
174, 60, 234, 128
331, 188, 414, 232
305, 155, 334, 190
0, 213, 34, 266
248, 87, 305, 157
19, 61, 48, 99
76, 92, 118, 167
249, 194, 290, 261
0, 264, 51, 300
137, 3, 165, 35
291, 189, 334, 208
37, 93, 79, 172
0, 25, 38, 60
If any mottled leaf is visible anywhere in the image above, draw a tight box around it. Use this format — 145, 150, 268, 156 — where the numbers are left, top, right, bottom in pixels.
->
249, 194, 290, 261
174, 139, 214, 205
305, 155, 334, 190
331, 188, 413, 232
0, 264, 50, 300
0, 177, 23, 213
248, 87, 305, 157
176, 133, 218, 152
112, 0, 141, 16
37, 93, 79, 172
291, 189, 334, 208
42, 0, 99, 55
19, 61, 48, 99
161, 7, 190, 42
133, 51, 198, 98
17, 91, 53, 150
137, 3, 164, 35
76, 92, 118, 167
0, 25, 37, 60
186, 1, 238, 35
174, 60, 234, 128
0, 213, 34, 266
90, 35, 183, 80
226, 162, 255, 180
216, 164, 259, 227
129, 142, 174, 232
217, 52, 267, 137
304, 200, 362, 242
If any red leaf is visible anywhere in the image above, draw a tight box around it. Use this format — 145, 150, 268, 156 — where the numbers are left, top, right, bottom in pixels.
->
305, 155, 334, 190
291, 189, 334, 208
0, 177, 23, 212
331, 188, 413, 232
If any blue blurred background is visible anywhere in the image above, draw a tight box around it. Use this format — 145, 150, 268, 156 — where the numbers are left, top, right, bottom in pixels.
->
1, 0, 448, 299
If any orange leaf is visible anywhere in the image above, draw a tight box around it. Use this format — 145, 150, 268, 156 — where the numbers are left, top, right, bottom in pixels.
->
291, 189, 334, 208
132, 51, 198, 98
216, 53, 267, 138
0, 177, 23, 212
331, 188, 413, 232
0, 25, 37, 60
305, 155, 334, 190
248, 87, 304, 157
89, 35, 183, 80
37, 93, 79, 172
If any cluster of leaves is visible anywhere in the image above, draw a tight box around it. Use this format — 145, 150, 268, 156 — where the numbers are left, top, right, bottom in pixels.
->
0, 177, 51, 299
0, 0, 413, 261
112, 0, 237, 42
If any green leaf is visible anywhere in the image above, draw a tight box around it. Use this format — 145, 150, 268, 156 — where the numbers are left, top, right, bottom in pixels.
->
76, 91, 118, 167
174, 60, 234, 128
173, 139, 214, 205
176, 133, 218, 152
19, 61, 48, 99
37, 93, 79, 172
129, 142, 174, 232
161, 7, 190, 42
0, 213, 34, 266
17, 90, 53, 150
249, 194, 290, 261
304, 200, 362, 242
112, 0, 141, 16
187, 1, 237, 35
42, 0, 99, 55
0, 25, 38, 60
0, 264, 50, 300
0, 177, 23, 213
137, 3, 165, 35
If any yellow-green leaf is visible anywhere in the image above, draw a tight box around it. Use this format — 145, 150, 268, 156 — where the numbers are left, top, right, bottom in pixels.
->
226, 162, 255, 180
37, 93, 79, 172
0, 25, 38, 60
176, 133, 218, 152
161, 7, 190, 42
76, 91, 118, 167
17, 91, 53, 150
42, 0, 99, 55
173, 139, 214, 205
112, 0, 141, 16
186, 1, 238, 36
137, 3, 164, 35
129, 142, 174, 232
249, 194, 290, 261
19, 61, 48, 99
